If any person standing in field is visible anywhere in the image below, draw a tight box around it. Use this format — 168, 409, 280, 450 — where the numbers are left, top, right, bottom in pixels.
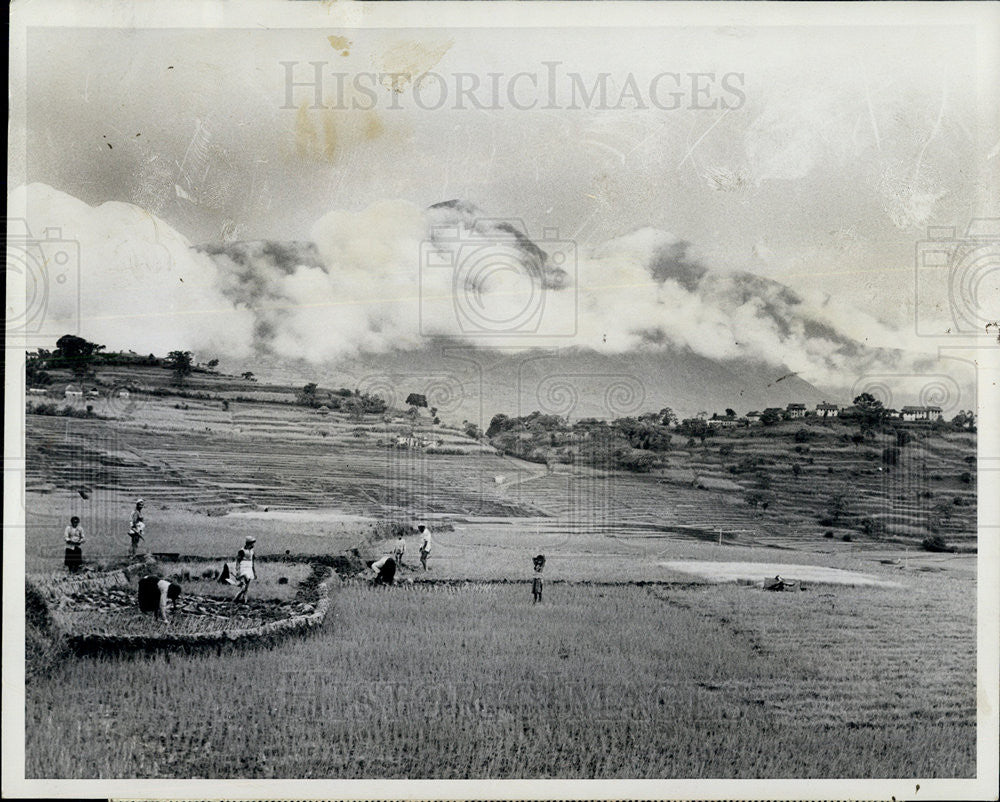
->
128, 499, 145, 558
233, 536, 256, 603
393, 533, 406, 567
418, 524, 431, 571
137, 575, 182, 622
64, 516, 85, 572
532, 554, 545, 604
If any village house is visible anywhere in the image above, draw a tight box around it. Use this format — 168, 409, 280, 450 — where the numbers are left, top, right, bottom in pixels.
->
785, 403, 807, 419
745, 411, 762, 424
64, 384, 83, 398
28, 387, 48, 396
815, 402, 839, 418
117, 389, 130, 399
899, 405, 942, 422
707, 414, 739, 429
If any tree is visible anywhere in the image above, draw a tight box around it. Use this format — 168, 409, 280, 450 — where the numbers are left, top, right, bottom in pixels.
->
951, 410, 976, 432
853, 392, 887, 434
167, 350, 194, 387
25, 354, 52, 387
760, 409, 781, 426
725, 408, 736, 418
486, 414, 512, 439
658, 407, 678, 427
821, 490, 854, 526
297, 382, 319, 407
206, 358, 219, 370
405, 393, 428, 409
241, 371, 255, 381
55, 334, 105, 381
745, 489, 774, 512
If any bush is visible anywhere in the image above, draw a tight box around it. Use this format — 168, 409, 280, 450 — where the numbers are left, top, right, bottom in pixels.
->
921, 535, 951, 553
959, 472, 972, 484
823, 530, 834, 538
841, 533, 852, 542
859, 516, 886, 537
882, 447, 900, 466
718, 444, 734, 457
794, 428, 812, 443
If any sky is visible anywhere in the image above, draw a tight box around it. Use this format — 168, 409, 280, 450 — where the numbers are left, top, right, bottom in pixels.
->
8, 15, 998, 406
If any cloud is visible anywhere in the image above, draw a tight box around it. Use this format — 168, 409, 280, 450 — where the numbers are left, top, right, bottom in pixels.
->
8, 183, 256, 357
10, 183, 935, 395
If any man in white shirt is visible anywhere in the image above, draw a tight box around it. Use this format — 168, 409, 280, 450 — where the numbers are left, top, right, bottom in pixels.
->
418, 525, 431, 571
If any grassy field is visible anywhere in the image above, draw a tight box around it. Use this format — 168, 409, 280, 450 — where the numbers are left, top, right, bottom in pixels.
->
25, 578, 974, 779
22, 365, 979, 779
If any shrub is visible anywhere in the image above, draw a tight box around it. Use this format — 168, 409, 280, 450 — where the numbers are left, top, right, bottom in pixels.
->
921, 535, 951, 553
882, 447, 900, 466
823, 530, 834, 538
792, 463, 802, 478
959, 472, 972, 484
718, 444, 734, 458
841, 533, 852, 542
859, 516, 886, 537
794, 428, 812, 443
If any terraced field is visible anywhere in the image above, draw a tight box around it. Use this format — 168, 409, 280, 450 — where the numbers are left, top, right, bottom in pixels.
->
21, 367, 980, 781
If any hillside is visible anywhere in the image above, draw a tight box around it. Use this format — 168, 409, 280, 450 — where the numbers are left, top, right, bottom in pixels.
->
25, 363, 976, 554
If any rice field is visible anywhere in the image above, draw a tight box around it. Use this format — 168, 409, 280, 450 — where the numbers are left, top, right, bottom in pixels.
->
25, 577, 975, 779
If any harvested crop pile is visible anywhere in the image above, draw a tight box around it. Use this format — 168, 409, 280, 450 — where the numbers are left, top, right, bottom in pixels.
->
55, 588, 317, 637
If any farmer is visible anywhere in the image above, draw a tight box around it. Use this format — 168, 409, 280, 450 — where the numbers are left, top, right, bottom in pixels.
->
128, 499, 145, 558
418, 524, 431, 571
64, 516, 85, 572
137, 575, 182, 622
532, 554, 545, 604
233, 536, 257, 603
393, 533, 406, 567
370, 554, 397, 586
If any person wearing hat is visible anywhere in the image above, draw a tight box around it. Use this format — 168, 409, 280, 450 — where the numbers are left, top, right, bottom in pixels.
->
233, 536, 257, 603
128, 499, 145, 558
